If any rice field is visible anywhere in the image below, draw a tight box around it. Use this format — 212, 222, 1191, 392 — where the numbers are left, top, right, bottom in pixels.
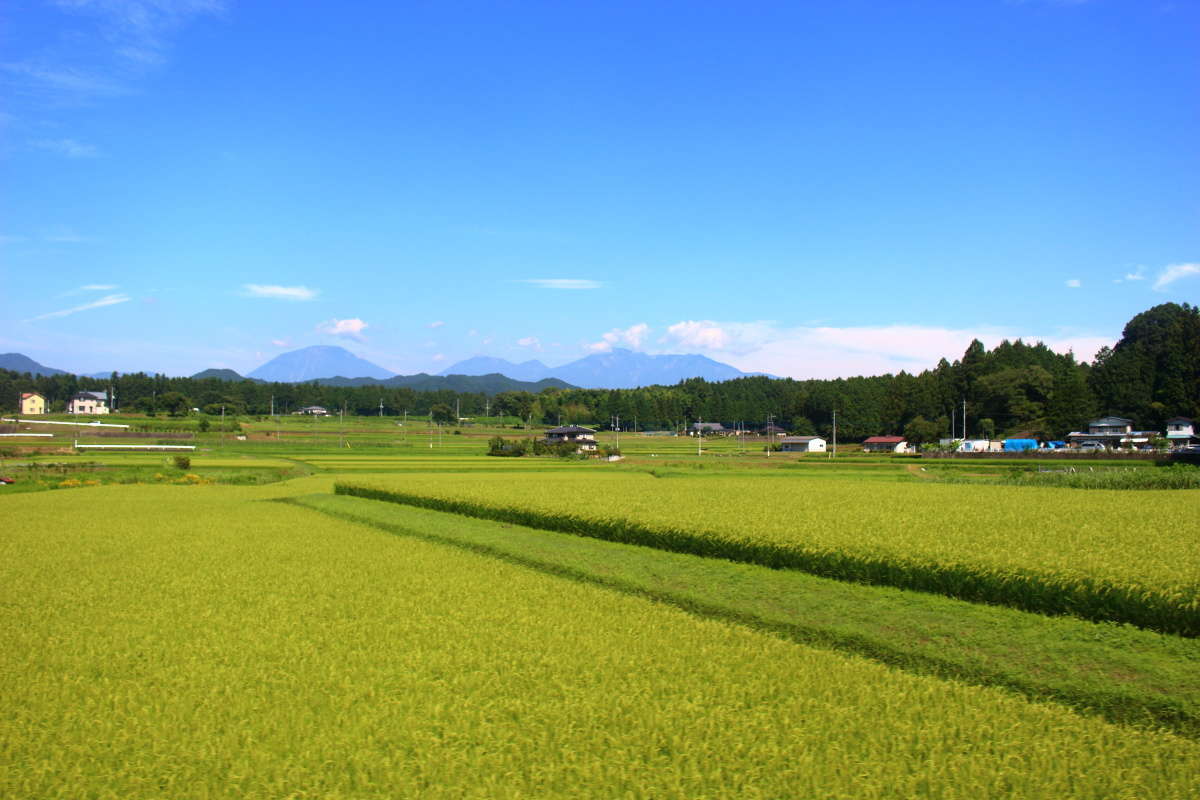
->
2, 484, 1198, 798
337, 472, 1200, 634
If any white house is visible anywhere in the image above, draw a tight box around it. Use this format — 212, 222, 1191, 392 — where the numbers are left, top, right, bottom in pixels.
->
779, 435, 826, 453
67, 391, 109, 415
1166, 417, 1197, 447
545, 425, 599, 453
1067, 416, 1159, 449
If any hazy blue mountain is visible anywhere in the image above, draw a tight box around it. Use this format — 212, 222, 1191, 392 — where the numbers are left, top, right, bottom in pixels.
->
0, 353, 67, 376
441, 348, 752, 389
553, 349, 749, 388
315, 373, 574, 393
191, 368, 257, 382
439, 356, 551, 382
248, 346, 394, 383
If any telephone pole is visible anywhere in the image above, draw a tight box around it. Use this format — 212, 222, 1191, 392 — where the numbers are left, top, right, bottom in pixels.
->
831, 408, 837, 459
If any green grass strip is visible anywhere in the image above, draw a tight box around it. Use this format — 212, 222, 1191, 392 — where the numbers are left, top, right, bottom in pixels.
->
296, 493, 1200, 738
334, 482, 1198, 636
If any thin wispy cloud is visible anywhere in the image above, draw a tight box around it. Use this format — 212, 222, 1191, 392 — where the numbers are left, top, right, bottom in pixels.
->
27, 293, 131, 322
31, 138, 99, 158
316, 318, 368, 341
428, 320, 445, 328
81, 283, 116, 290
520, 279, 603, 290
5, 1, 223, 104
0, 234, 28, 245
270, 338, 291, 348
1153, 263, 1200, 291
517, 336, 542, 350
1065, 278, 1081, 288
243, 284, 318, 301
1, 61, 129, 100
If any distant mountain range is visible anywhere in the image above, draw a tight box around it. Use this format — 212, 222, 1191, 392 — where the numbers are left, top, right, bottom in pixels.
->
4, 345, 757, 391
0, 353, 67, 377
441, 348, 756, 389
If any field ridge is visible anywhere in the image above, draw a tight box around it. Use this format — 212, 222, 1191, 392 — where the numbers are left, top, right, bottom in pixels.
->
334, 481, 1200, 637
296, 493, 1200, 737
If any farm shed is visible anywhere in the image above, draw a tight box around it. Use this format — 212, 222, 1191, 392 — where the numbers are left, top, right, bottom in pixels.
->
779, 436, 826, 453
862, 436, 906, 453
691, 422, 727, 434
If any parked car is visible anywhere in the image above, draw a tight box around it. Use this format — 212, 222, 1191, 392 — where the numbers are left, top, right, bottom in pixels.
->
1079, 441, 1106, 452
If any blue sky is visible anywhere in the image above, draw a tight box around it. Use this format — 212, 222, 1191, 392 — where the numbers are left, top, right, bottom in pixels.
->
2, 0, 1197, 379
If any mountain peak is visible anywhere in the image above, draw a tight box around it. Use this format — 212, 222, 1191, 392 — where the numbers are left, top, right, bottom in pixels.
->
248, 346, 393, 383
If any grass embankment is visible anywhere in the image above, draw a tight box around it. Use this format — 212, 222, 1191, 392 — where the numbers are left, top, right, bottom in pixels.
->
3, 485, 1199, 797
295, 493, 1200, 737
335, 473, 1200, 636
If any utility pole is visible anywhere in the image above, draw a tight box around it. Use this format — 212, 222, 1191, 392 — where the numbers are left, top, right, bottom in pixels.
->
455, 397, 460, 425
962, 398, 967, 440
697, 418, 702, 456
221, 405, 226, 444
766, 414, 773, 458
832, 408, 837, 459
339, 404, 345, 449
378, 397, 383, 417
429, 412, 433, 449
613, 414, 620, 451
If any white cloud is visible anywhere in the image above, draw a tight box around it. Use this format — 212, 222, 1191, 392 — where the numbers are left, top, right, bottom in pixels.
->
1065, 278, 1081, 288
666, 320, 735, 351
517, 336, 542, 350
428, 320, 445, 328
243, 284, 318, 301
432, 353, 445, 362
1123, 266, 1146, 282
586, 322, 651, 353
0, 234, 28, 245
520, 279, 602, 290
270, 338, 291, 348
31, 138, 98, 158
655, 319, 1114, 379
1153, 263, 1200, 291
81, 283, 116, 291
316, 318, 368, 341
27, 293, 130, 322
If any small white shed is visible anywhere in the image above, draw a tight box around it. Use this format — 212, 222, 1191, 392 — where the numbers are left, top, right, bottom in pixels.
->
779, 435, 827, 453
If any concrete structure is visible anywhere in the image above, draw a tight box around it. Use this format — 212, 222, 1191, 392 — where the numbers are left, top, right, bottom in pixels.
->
545, 425, 598, 453
19, 393, 46, 415
296, 405, 329, 416
67, 391, 109, 415
862, 435, 907, 453
779, 435, 826, 453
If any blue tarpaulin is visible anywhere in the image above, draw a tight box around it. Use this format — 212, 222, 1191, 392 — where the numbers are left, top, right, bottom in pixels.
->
1004, 438, 1038, 452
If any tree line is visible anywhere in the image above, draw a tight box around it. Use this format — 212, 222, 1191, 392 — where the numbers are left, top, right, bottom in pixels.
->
3, 303, 1196, 442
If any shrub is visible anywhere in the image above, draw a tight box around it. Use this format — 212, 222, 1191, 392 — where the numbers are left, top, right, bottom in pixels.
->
173, 455, 191, 470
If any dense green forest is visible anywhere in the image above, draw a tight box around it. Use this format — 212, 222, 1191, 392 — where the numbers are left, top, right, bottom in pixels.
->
3, 304, 1196, 441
